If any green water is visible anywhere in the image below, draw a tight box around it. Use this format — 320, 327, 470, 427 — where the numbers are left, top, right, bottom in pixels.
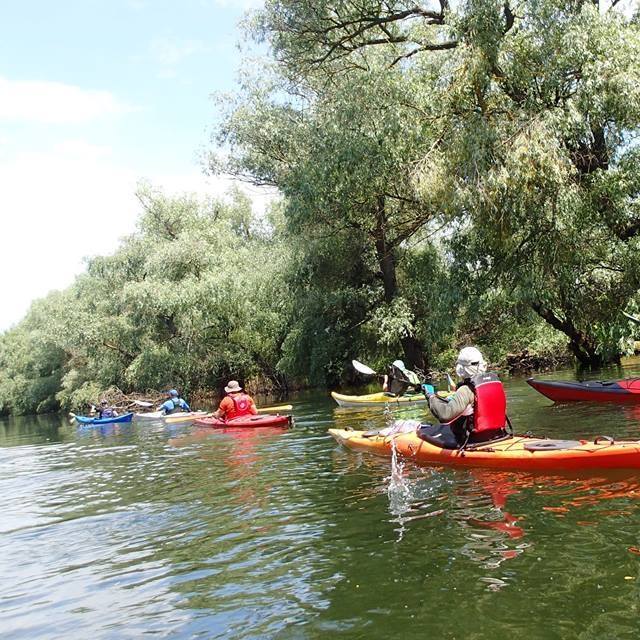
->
2, 366, 640, 639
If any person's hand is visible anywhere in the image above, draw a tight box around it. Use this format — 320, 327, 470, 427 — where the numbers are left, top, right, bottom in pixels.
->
421, 383, 436, 396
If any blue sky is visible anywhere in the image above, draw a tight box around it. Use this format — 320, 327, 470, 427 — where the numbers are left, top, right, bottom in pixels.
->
0, 0, 269, 330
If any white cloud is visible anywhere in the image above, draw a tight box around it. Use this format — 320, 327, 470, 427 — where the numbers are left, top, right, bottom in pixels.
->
0, 76, 131, 124
152, 172, 278, 216
0, 141, 276, 331
0, 140, 139, 330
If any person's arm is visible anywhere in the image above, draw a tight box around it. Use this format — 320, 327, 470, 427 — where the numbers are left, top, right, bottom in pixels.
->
382, 374, 389, 392
249, 398, 258, 415
182, 399, 191, 412
213, 397, 230, 419
427, 386, 474, 423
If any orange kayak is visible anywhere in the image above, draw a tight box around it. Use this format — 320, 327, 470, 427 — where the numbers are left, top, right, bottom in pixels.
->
329, 428, 640, 471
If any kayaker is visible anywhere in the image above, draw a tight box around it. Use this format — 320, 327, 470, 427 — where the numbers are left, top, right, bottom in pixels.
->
212, 380, 258, 419
95, 399, 118, 419
418, 346, 508, 449
382, 360, 421, 396
159, 389, 191, 415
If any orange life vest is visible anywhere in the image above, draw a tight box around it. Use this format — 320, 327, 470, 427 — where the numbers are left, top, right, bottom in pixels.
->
227, 393, 253, 419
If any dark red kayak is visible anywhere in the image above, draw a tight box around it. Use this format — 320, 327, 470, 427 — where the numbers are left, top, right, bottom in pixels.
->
194, 414, 292, 428
527, 377, 640, 403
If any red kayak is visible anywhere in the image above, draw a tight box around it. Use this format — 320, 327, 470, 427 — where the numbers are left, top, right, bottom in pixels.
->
527, 377, 640, 403
194, 414, 292, 428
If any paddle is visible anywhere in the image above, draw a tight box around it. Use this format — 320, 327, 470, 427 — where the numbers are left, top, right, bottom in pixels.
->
352, 359, 378, 376
257, 404, 293, 414
133, 400, 153, 408
199, 404, 293, 420
354, 358, 456, 394
446, 373, 456, 392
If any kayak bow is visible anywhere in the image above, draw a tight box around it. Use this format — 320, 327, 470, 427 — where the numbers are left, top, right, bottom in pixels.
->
527, 378, 640, 403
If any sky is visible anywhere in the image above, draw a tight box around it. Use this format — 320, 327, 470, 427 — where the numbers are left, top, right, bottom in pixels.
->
0, 0, 270, 331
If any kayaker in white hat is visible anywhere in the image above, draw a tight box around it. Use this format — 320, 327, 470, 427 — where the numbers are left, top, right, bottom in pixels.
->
212, 380, 258, 420
382, 359, 421, 396
418, 347, 509, 449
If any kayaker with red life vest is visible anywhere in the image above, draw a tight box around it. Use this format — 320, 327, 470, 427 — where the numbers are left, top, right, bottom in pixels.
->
159, 389, 191, 415
418, 347, 509, 449
212, 380, 258, 420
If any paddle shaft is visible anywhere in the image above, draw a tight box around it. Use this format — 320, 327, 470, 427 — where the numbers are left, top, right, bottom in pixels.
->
257, 404, 293, 414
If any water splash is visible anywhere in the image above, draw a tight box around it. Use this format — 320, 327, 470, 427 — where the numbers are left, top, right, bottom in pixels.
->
386, 435, 413, 541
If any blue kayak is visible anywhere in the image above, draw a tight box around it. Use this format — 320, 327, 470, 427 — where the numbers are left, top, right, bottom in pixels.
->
75, 412, 134, 425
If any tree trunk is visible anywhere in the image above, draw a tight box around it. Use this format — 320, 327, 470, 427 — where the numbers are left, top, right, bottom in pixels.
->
400, 335, 426, 372
373, 196, 426, 371
531, 302, 610, 367
374, 196, 397, 305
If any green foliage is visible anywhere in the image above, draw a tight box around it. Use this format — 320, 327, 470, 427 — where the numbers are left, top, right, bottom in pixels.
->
217, 0, 640, 377
0, 185, 293, 414
0, 300, 67, 416
3, 0, 640, 415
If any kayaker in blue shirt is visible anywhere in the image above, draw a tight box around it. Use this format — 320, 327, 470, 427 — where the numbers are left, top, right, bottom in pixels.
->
159, 389, 191, 415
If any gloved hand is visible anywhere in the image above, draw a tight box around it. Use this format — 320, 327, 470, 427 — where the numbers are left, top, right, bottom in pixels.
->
421, 383, 436, 396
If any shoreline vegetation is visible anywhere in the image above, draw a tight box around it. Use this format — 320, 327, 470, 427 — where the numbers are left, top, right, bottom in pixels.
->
2, 1, 640, 417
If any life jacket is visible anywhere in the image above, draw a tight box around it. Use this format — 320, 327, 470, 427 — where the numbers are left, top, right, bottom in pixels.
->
99, 407, 115, 418
459, 372, 507, 434
166, 399, 187, 414
228, 393, 253, 419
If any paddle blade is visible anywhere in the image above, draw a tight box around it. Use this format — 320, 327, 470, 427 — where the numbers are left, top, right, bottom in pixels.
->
352, 359, 377, 376
133, 400, 154, 407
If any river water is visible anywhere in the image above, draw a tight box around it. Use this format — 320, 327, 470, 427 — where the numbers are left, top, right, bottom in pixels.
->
2, 366, 640, 639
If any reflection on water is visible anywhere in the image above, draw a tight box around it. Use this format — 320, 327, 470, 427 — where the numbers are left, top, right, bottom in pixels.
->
3, 365, 640, 638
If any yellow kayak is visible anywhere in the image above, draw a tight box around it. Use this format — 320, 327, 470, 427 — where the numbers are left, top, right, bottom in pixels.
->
331, 391, 429, 408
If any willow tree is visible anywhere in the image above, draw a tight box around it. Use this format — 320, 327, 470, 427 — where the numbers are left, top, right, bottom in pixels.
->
429, 1, 640, 365
0, 186, 294, 415
213, 48, 454, 373
250, 0, 640, 366
62, 186, 292, 399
